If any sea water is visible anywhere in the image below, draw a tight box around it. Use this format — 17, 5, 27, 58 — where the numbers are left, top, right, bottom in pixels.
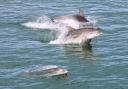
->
0, 0, 128, 89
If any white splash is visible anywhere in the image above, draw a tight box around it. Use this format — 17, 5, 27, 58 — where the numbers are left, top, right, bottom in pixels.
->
22, 16, 61, 30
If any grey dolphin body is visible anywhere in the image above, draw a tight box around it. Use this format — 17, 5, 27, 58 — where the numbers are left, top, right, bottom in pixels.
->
54, 14, 88, 23
53, 9, 89, 29
28, 67, 66, 75
24, 65, 68, 76
53, 15, 88, 29
64, 27, 102, 45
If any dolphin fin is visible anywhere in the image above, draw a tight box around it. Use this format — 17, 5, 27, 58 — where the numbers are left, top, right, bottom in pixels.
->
79, 8, 85, 17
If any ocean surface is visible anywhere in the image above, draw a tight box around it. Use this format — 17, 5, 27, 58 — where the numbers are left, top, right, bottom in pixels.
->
0, 0, 128, 89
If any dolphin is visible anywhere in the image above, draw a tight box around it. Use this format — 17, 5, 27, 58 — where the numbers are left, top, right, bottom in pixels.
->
53, 9, 89, 29
23, 65, 68, 76
63, 27, 102, 45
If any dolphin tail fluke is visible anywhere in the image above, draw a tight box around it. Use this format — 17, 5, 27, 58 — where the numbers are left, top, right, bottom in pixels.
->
79, 8, 85, 17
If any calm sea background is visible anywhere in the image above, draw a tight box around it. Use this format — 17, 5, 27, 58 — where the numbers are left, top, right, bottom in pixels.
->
0, 0, 128, 89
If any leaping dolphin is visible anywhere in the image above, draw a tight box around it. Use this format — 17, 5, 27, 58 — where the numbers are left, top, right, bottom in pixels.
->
53, 9, 89, 29
63, 27, 102, 45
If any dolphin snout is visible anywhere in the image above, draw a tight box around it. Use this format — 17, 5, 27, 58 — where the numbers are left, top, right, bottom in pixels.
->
95, 30, 103, 37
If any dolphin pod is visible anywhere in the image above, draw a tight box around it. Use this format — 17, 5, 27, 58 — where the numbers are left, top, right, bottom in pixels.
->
20, 9, 102, 77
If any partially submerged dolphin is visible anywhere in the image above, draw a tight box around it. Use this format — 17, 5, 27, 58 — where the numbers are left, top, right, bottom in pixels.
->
23, 65, 68, 77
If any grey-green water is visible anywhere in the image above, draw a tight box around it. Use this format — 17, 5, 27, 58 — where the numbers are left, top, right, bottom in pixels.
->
0, 0, 128, 89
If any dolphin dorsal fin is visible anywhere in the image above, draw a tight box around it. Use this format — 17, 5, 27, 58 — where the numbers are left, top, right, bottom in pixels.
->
79, 8, 85, 17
